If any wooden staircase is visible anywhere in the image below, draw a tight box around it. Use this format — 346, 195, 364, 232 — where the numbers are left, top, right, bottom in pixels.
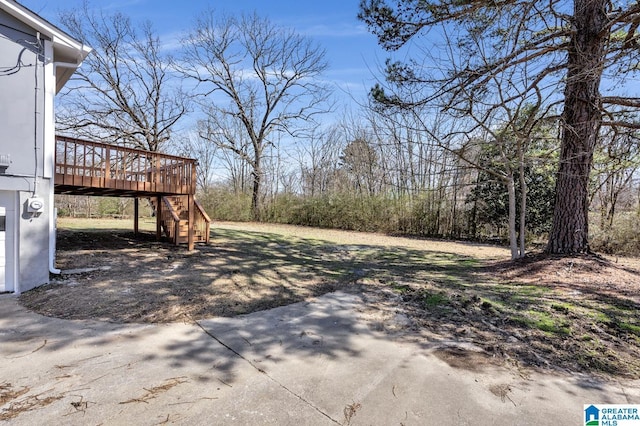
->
150, 196, 211, 245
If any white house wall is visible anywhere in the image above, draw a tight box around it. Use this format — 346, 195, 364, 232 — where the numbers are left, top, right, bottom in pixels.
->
0, 8, 52, 293
17, 186, 50, 292
0, 9, 46, 180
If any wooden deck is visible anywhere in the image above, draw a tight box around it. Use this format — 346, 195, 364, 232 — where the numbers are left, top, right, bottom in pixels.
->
55, 135, 196, 197
54, 136, 210, 249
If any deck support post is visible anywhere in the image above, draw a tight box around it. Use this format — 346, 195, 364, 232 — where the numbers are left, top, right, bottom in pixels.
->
188, 194, 194, 251
134, 198, 139, 235
156, 195, 162, 241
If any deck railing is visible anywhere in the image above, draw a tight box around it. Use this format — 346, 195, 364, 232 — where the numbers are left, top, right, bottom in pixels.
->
55, 136, 196, 195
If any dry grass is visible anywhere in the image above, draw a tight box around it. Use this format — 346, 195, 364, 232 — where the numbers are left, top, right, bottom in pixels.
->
119, 377, 189, 405
0, 384, 62, 421
215, 221, 510, 259
0, 383, 28, 406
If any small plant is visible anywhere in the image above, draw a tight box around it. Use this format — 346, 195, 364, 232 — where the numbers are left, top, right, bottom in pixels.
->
422, 291, 449, 307
389, 282, 412, 294
519, 310, 571, 335
481, 300, 493, 310
607, 320, 640, 338
551, 303, 570, 314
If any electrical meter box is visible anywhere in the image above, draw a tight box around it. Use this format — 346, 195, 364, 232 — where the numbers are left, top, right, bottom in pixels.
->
27, 197, 44, 213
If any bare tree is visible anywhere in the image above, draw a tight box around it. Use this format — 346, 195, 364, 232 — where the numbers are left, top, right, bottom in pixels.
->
591, 126, 640, 236
368, 62, 556, 258
340, 137, 380, 196
366, 106, 445, 199
177, 11, 332, 220
171, 129, 219, 194
57, 3, 187, 151
296, 127, 344, 198
197, 116, 252, 195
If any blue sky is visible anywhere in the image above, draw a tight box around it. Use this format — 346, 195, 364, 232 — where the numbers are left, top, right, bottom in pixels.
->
19, 0, 386, 112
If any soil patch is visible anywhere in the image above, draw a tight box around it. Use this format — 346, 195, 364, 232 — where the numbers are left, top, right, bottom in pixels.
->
22, 226, 349, 322
391, 252, 640, 378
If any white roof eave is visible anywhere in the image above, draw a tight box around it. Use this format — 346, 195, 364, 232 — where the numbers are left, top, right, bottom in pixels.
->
0, 0, 92, 91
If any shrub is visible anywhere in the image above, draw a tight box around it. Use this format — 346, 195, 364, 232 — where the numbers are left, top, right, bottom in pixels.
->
198, 188, 253, 222
590, 212, 640, 255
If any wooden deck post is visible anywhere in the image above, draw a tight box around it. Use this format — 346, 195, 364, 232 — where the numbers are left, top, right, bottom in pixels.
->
156, 195, 162, 241
188, 162, 197, 251
134, 197, 139, 235
188, 194, 194, 251
104, 145, 111, 188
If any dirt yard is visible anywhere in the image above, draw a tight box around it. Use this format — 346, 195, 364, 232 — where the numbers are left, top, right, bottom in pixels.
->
19, 219, 640, 379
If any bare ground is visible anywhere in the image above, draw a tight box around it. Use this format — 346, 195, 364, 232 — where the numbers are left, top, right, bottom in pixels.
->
19, 219, 640, 379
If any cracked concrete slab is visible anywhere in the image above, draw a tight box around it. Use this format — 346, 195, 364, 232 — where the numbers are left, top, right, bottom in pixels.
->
1, 292, 638, 425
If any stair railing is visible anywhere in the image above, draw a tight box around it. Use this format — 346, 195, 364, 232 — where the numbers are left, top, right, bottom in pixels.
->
193, 198, 211, 244
161, 197, 181, 245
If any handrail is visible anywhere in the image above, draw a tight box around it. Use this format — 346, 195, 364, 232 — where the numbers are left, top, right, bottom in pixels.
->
193, 198, 211, 244
194, 198, 211, 223
161, 196, 181, 245
162, 197, 181, 222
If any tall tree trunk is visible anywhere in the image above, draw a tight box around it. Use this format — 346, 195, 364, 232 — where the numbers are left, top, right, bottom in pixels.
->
451, 166, 459, 238
546, 0, 607, 254
506, 174, 519, 260
251, 158, 262, 221
470, 172, 479, 239
518, 158, 527, 258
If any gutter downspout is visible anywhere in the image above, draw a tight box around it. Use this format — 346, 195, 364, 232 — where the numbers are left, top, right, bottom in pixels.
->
47, 57, 85, 275
48, 188, 59, 275
13, 193, 21, 295
39, 34, 61, 278
46, 64, 78, 276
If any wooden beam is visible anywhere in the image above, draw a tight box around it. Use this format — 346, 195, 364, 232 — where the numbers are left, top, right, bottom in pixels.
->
134, 197, 139, 235
188, 194, 194, 251
156, 195, 162, 241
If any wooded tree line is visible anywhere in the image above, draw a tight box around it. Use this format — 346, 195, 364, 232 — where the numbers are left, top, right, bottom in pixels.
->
54, 1, 640, 257
192, 108, 640, 255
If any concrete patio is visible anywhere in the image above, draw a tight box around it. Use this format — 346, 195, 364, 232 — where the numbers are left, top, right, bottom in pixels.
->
1, 291, 638, 425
